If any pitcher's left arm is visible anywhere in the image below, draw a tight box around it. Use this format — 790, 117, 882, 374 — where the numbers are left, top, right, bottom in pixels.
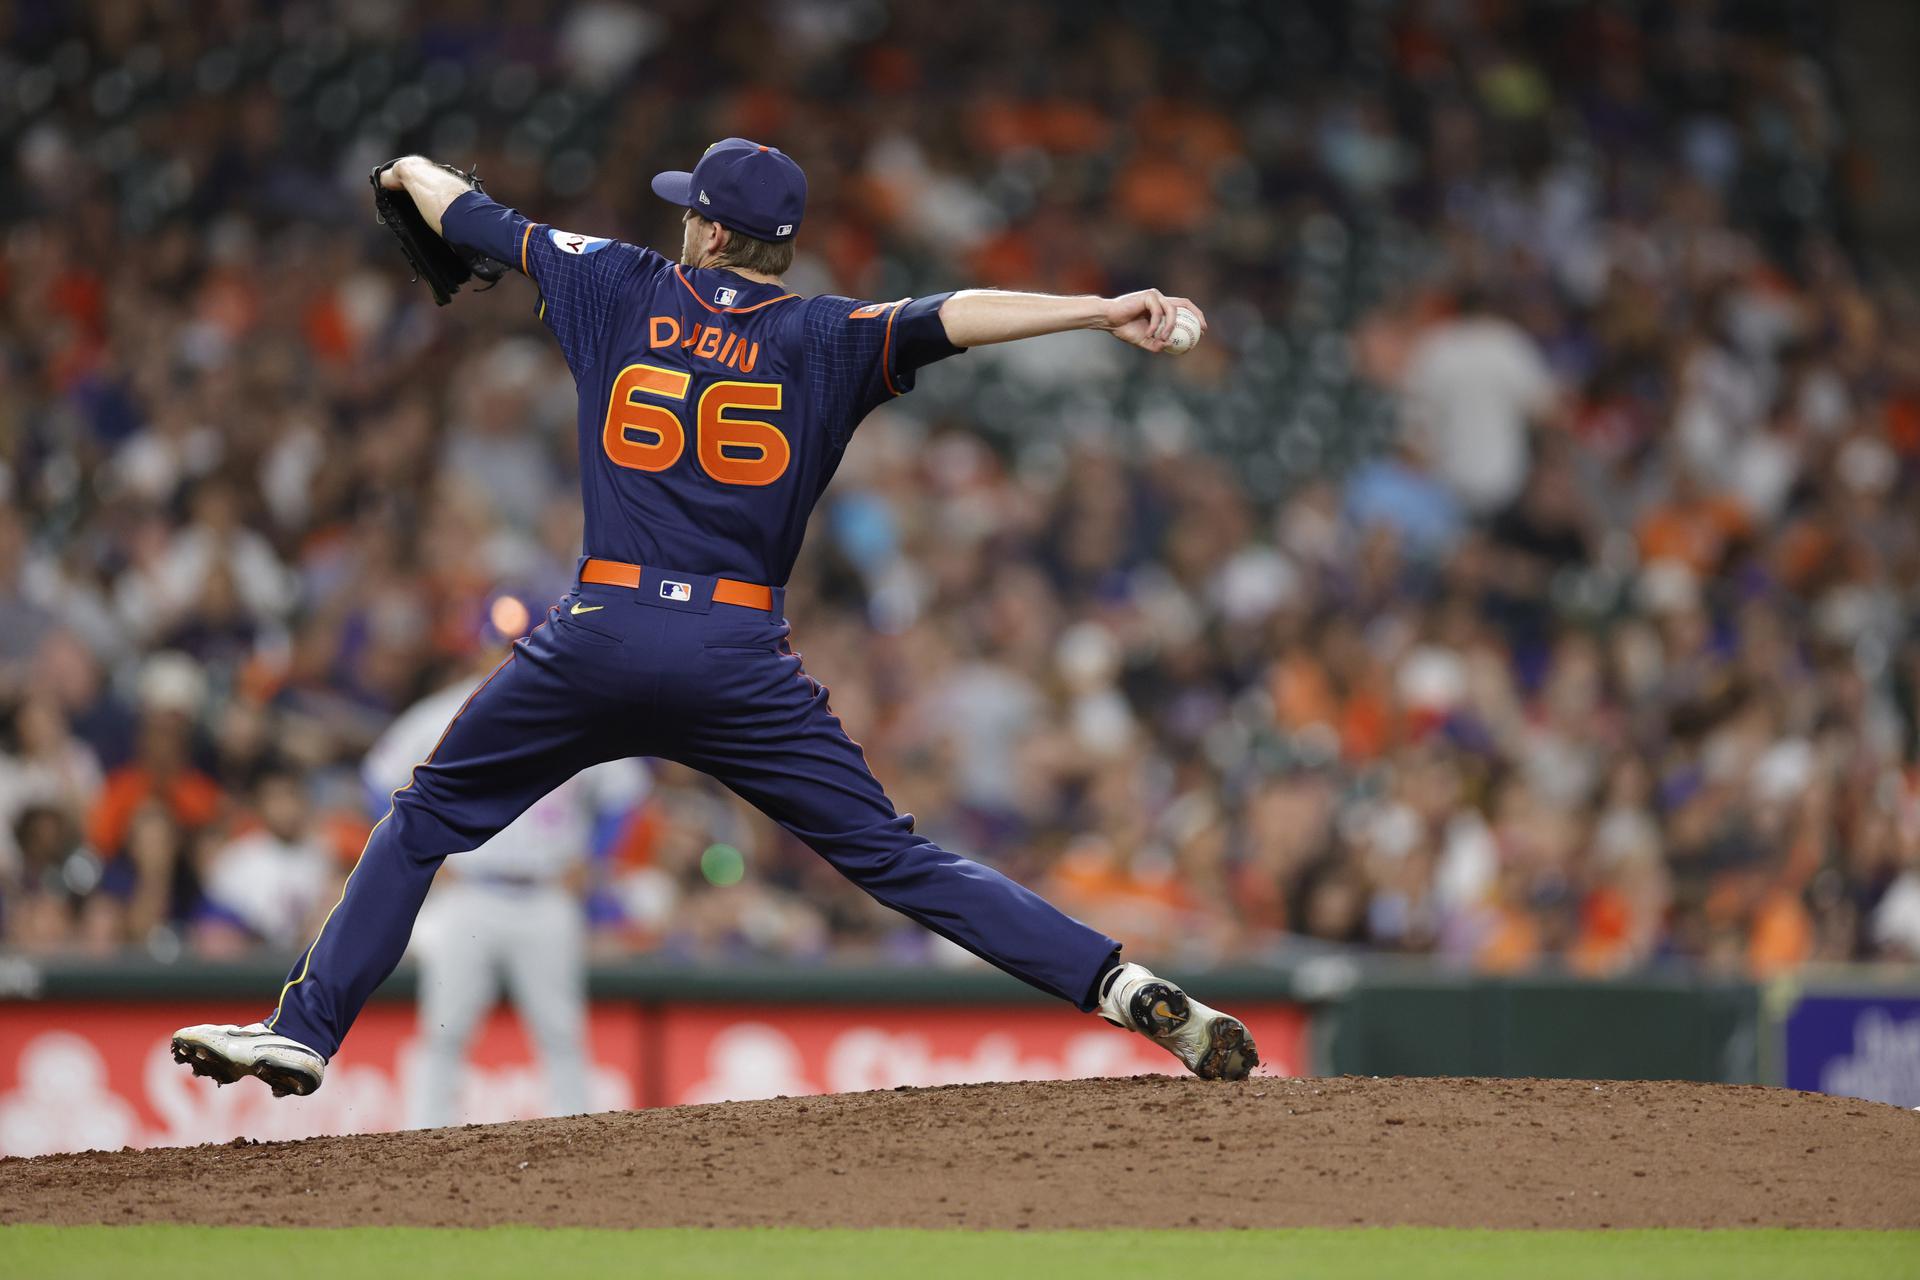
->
377, 156, 481, 234
380, 155, 658, 377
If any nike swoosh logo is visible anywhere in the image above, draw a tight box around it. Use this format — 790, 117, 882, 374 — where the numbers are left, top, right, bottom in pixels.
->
571, 603, 605, 615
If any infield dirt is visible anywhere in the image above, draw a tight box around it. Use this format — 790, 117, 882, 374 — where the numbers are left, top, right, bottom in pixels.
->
3, 1076, 1915, 1230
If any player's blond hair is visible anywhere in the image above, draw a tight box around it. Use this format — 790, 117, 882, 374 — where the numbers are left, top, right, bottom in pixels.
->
710, 221, 794, 276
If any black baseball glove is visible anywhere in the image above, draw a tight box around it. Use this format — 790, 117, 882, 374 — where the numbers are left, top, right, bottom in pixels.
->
369, 160, 509, 306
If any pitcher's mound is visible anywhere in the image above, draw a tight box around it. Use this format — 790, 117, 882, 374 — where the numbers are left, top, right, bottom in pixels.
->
3, 1075, 1915, 1229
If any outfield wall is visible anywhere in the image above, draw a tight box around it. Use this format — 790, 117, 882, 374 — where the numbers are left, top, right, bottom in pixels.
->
0, 956, 1912, 1156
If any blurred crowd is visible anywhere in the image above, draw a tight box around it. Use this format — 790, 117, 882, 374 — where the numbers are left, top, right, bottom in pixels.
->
2, 0, 1918, 977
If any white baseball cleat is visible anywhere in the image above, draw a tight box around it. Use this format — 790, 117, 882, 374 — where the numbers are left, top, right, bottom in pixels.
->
1097, 962, 1259, 1081
170, 1022, 326, 1098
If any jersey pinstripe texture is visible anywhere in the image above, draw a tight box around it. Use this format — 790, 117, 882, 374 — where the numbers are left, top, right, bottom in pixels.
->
439, 191, 962, 586
522, 231, 654, 377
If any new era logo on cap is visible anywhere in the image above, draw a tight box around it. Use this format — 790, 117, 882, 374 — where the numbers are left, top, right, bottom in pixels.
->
698, 190, 711, 205
660, 580, 692, 602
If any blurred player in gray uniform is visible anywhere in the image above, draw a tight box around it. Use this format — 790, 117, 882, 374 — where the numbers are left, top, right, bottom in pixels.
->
363, 654, 646, 1128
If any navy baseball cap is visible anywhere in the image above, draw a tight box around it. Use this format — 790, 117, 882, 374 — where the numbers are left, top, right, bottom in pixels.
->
651, 138, 807, 243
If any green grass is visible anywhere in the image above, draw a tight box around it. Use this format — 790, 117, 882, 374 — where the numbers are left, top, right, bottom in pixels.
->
4, 1225, 1916, 1279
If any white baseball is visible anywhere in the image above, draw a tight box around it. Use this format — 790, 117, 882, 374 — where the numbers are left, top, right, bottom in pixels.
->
1163, 307, 1201, 355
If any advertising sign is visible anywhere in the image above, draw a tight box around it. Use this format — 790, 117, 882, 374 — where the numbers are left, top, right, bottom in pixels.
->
0, 998, 1308, 1155
658, 1002, 1308, 1105
1782, 994, 1920, 1109
0, 1002, 641, 1157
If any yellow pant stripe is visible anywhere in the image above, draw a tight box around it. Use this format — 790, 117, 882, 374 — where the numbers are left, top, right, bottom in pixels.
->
264, 811, 387, 1030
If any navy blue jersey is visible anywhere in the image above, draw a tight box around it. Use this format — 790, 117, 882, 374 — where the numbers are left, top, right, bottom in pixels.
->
440, 191, 961, 585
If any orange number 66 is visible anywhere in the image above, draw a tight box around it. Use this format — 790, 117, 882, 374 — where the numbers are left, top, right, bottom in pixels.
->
602, 363, 790, 487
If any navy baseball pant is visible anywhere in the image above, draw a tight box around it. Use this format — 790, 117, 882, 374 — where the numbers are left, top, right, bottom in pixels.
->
266, 563, 1120, 1058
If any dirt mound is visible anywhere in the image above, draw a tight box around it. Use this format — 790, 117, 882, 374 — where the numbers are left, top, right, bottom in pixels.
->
3, 1076, 1915, 1230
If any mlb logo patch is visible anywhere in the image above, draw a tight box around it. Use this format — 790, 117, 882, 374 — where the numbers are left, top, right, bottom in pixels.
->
659, 580, 693, 602
715, 287, 738, 306
776, 224, 793, 236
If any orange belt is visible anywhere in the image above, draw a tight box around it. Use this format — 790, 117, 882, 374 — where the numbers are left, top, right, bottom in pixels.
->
580, 557, 776, 612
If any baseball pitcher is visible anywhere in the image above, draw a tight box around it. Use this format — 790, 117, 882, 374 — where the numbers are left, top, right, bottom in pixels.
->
172, 138, 1256, 1099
